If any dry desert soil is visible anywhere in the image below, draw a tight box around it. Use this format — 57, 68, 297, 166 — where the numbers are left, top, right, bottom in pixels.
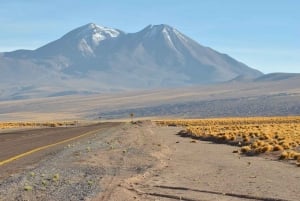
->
0, 121, 299, 201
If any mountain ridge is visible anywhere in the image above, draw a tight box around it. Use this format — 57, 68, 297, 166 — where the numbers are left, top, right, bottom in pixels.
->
0, 23, 264, 100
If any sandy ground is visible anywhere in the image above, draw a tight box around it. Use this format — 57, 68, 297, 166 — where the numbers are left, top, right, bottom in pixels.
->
92, 122, 300, 201
0, 121, 299, 201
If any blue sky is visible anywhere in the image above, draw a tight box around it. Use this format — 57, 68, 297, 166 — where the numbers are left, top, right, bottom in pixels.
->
0, 0, 299, 73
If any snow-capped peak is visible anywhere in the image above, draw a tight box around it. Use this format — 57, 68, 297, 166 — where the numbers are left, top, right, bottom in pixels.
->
140, 24, 188, 50
87, 23, 121, 38
77, 23, 123, 46
142, 24, 174, 37
64, 23, 124, 57
141, 24, 187, 42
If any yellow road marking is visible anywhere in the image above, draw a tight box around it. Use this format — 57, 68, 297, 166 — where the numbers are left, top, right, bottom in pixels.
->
0, 128, 102, 166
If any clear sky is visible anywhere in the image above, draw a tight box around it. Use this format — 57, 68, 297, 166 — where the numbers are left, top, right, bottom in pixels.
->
0, 0, 299, 73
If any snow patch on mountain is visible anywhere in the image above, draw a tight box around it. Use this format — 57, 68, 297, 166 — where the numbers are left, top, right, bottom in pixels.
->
78, 23, 121, 41
78, 39, 94, 56
173, 29, 188, 42
162, 27, 176, 49
86, 23, 121, 44
74, 23, 123, 56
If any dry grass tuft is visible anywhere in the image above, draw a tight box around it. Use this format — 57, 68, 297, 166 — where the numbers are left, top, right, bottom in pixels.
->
0, 121, 78, 129
241, 146, 251, 153
156, 116, 300, 166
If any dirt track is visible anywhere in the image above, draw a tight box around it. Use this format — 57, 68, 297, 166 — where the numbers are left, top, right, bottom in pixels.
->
0, 121, 299, 201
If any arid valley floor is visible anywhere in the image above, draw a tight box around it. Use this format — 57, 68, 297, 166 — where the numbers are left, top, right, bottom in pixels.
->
0, 74, 300, 201
0, 121, 299, 201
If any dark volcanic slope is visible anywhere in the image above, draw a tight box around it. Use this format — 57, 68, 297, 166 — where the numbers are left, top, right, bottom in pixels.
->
99, 94, 300, 118
0, 73, 299, 121
0, 23, 262, 100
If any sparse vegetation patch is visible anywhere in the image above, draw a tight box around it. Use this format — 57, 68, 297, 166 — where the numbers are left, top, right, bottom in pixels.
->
156, 116, 300, 166
0, 121, 78, 129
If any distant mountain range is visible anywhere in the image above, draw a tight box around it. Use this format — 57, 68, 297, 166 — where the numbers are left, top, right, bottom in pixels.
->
0, 23, 266, 100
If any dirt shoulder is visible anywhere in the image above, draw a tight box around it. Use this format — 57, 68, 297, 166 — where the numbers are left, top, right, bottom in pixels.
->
0, 121, 299, 201
93, 122, 300, 201
133, 125, 300, 201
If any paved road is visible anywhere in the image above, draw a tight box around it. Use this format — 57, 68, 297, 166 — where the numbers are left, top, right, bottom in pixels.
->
0, 122, 120, 178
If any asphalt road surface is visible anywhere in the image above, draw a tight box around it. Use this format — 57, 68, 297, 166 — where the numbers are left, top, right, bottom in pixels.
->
0, 122, 120, 178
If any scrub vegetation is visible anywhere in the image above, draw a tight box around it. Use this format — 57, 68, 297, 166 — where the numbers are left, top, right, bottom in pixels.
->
156, 116, 300, 166
0, 121, 78, 129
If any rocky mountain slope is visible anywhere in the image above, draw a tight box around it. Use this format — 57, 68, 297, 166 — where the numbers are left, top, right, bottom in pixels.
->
0, 23, 263, 100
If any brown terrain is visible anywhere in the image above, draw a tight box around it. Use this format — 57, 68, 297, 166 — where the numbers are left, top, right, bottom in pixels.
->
0, 74, 300, 121
0, 121, 299, 201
